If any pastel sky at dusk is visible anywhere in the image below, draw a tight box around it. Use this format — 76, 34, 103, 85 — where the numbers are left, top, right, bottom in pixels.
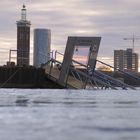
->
0, 0, 140, 69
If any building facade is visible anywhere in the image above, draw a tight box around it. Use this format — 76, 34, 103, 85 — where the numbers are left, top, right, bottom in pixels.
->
114, 48, 139, 72
16, 5, 31, 66
33, 29, 51, 68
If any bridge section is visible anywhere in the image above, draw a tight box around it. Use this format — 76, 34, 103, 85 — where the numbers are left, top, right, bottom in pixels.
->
44, 36, 137, 90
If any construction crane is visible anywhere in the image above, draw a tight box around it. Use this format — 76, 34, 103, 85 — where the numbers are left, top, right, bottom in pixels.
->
124, 35, 140, 52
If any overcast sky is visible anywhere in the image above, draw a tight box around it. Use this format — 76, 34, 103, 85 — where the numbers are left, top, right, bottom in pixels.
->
0, 0, 140, 68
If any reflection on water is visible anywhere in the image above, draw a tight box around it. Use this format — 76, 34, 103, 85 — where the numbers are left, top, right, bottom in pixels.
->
0, 89, 140, 140
15, 95, 29, 106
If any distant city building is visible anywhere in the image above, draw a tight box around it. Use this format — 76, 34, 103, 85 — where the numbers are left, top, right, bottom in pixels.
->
33, 29, 51, 68
16, 5, 31, 66
114, 48, 139, 72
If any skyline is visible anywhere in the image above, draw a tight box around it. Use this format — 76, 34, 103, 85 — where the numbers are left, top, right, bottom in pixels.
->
0, 0, 140, 70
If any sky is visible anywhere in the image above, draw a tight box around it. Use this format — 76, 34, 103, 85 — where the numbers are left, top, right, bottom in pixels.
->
0, 0, 140, 70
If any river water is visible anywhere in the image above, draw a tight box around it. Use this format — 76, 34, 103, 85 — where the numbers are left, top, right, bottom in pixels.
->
0, 89, 140, 140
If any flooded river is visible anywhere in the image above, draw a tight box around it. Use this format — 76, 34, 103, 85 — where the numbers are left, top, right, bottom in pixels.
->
0, 89, 140, 140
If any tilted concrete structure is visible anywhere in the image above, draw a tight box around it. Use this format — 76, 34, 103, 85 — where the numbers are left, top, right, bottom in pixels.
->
58, 36, 101, 85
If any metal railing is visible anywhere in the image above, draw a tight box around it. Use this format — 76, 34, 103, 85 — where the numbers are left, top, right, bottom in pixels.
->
44, 51, 136, 90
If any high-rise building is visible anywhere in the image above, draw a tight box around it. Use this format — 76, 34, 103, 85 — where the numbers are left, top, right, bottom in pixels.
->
16, 5, 31, 66
33, 29, 51, 68
114, 48, 139, 72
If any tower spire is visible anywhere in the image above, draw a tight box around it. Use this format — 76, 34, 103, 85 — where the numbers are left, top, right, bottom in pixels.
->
21, 4, 26, 20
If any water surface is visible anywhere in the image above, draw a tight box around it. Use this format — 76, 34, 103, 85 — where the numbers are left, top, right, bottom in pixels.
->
0, 89, 140, 140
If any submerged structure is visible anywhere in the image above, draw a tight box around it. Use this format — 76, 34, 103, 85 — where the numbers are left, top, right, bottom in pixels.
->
58, 37, 101, 86
44, 36, 139, 90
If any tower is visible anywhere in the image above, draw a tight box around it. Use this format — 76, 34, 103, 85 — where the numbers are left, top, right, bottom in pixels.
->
33, 29, 51, 68
16, 5, 31, 66
114, 48, 139, 72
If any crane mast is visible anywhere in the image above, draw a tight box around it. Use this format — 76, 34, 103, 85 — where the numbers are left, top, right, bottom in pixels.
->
124, 35, 140, 52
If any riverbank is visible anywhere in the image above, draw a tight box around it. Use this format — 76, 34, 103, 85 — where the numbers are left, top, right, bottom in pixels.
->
0, 66, 64, 88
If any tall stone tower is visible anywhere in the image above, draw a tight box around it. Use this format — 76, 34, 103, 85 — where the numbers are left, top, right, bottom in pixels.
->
16, 5, 31, 66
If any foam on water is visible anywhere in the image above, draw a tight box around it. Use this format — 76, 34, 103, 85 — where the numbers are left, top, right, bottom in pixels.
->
0, 89, 140, 140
